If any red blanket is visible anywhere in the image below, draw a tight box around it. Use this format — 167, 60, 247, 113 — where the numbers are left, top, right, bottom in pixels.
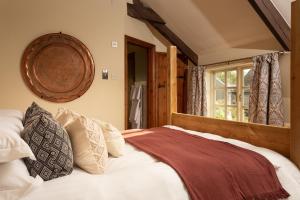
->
125, 127, 289, 200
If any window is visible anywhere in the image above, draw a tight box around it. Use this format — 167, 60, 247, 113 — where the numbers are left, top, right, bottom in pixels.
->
211, 65, 253, 122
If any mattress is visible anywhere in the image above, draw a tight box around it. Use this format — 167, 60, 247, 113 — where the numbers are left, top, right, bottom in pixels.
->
21, 126, 300, 200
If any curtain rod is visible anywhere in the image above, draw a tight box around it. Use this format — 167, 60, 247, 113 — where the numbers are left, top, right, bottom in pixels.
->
201, 51, 290, 68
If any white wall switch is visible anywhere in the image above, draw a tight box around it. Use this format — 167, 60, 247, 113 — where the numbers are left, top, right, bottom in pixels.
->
111, 41, 118, 48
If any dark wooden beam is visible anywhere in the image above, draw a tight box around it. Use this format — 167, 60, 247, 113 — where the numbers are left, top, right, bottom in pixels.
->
127, 3, 198, 65
248, 0, 291, 51
130, 3, 165, 24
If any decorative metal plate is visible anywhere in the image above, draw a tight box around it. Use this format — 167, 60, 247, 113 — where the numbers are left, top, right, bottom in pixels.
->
21, 33, 95, 103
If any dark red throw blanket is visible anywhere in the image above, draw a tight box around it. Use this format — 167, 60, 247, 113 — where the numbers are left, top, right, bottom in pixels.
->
125, 127, 289, 200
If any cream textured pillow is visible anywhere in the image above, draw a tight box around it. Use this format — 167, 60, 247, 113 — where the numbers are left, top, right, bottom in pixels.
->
65, 116, 108, 174
0, 116, 35, 163
94, 120, 125, 157
54, 108, 80, 128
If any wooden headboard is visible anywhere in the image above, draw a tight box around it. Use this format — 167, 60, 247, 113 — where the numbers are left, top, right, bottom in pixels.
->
166, 1, 300, 169
171, 113, 290, 157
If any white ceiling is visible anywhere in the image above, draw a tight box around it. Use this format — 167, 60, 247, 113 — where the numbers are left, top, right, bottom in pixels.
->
271, 0, 293, 26
141, 0, 292, 65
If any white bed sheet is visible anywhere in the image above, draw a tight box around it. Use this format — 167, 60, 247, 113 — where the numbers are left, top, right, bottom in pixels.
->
21, 126, 300, 200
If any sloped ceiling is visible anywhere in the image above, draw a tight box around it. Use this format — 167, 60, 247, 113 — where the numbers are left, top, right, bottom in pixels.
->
271, 0, 293, 26
141, 0, 292, 65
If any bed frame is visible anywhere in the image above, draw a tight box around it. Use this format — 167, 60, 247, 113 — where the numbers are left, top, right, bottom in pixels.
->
166, 1, 300, 169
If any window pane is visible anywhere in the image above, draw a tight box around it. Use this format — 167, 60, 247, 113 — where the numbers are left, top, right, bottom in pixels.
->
227, 89, 237, 105
227, 70, 237, 87
215, 72, 225, 88
243, 108, 249, 122
227, 107, 237, 121
243, 69, 253, 87
214, 106, 225, 119
215, 89, 225, 105
243, 88, 250, 107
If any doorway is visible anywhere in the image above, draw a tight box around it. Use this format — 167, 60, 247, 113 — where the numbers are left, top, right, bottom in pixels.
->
125, 36, 156, 130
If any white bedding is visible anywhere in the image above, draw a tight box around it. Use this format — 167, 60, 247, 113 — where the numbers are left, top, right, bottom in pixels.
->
21, 125, 300, 200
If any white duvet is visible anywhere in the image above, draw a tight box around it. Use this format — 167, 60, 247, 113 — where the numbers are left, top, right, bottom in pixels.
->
21, 126, 300, 200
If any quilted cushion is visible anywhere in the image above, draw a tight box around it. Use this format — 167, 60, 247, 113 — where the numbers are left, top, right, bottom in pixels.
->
55, 108, 123, 158
21, 114, 73, 181
54, 108, 80, 128
65, 116, 108, 174
94, 120, 125, 157
23, 102, 52, 126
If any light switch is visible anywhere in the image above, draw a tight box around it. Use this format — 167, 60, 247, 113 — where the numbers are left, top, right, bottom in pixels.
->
111, 41, 118, 48
102, 69, 108, 80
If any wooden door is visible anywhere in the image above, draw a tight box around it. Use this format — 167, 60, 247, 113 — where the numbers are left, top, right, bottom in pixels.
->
155, 52, 187, 126
177, 56, 188, 113
291, 0, 300, 168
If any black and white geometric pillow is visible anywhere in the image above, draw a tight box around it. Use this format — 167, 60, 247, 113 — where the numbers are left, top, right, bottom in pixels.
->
22, 114, 73, 181
23, 102, 53, 126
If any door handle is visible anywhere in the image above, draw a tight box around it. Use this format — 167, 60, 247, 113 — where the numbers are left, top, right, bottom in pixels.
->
158, 84, 165, 88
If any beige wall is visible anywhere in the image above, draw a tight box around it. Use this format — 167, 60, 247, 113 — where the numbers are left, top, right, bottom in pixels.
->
0, 0, 166, 130
0, 0, 291, 129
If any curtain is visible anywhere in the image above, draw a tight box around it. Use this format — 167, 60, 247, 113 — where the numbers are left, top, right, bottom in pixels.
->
187, 66, 207, 116
249, 53, 284, 126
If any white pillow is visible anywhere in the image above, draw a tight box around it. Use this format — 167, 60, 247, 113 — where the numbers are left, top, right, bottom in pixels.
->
94, 120, 125, 157
0, 109, 23, 120
0, 116, 35, 163
0, 159, 43, 200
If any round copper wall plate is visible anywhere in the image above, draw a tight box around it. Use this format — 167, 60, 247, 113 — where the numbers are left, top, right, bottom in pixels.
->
21, 33, 95, 103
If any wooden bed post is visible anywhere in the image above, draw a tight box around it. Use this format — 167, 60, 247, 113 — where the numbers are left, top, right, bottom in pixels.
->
291, 0, 300, 168
167, 46, 177, 124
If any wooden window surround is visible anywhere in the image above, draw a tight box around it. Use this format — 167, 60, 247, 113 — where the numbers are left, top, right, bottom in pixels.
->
207, 62, 253, 122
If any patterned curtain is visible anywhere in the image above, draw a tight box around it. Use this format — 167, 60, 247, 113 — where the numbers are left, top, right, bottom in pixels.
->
249, 53, 284, 126
187, 66, 207, 116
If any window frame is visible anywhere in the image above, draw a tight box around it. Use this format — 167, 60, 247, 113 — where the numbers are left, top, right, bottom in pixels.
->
208, 62, 253, 122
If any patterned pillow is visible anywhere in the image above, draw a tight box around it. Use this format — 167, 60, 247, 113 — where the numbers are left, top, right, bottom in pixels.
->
23, 102, 52, 126
22, 114, 73, 181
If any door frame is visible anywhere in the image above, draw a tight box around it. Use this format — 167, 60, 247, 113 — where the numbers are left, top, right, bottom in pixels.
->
124, 35, 156, 129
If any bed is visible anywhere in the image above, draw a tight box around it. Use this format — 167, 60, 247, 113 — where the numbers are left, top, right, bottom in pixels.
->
2, 44, 300, 200
15, 125, 298, 200
2, 108, 300, 200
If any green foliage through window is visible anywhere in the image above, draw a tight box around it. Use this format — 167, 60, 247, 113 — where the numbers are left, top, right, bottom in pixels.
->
212, 66, 252, 122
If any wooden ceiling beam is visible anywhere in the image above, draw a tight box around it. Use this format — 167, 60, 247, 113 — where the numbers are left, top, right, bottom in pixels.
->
248, 0, 291, 51
127, 2, 198, 65
130, 1, 165, 24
